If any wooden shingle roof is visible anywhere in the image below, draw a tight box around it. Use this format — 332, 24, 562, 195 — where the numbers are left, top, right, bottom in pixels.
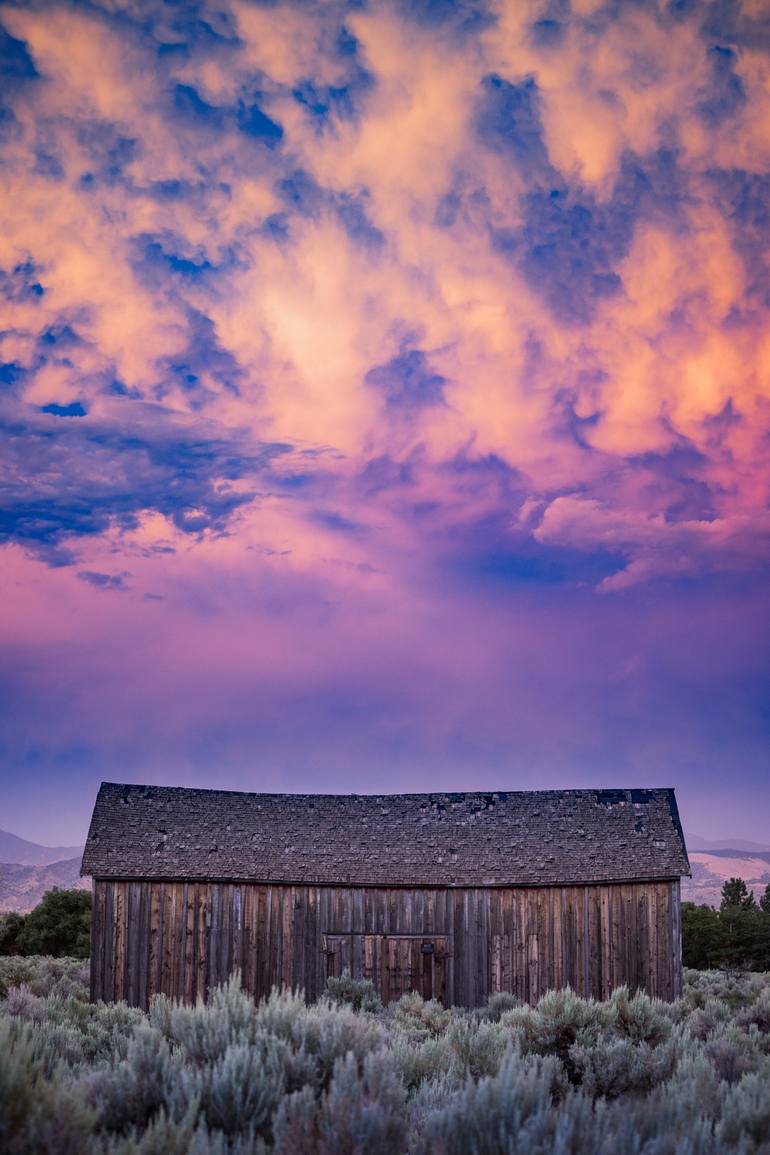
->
81, 782, 689, 886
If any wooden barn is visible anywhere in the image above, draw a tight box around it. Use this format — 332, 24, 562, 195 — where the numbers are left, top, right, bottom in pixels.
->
81, 782, 690, 1009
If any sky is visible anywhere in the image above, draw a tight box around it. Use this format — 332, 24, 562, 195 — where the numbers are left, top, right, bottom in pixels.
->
1, 0, 769, 847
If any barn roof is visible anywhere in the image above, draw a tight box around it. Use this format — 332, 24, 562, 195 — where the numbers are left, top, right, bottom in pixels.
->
81, 783, 689, 886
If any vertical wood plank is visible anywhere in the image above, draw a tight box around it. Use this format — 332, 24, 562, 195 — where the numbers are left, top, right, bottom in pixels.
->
551, 886, 562, 992
611, 885, 623, 994
311, 887, 322, 1001
129, 882, 142, 1006
196, 883, 207, 1001
599, 886, 610, 999
220, 884, 232, 993
671, 881, 682, 1000
114, 882, 126, 1003
532, 890, 541, 999
103, 881, 115, 1003
137, 883, 149, 1010
148, 883, 161, 1002
207, 882, 219, 992
259, 885, 270, 999
269, 885, 279, 991
161, 882, 172, 998
183, 883, 195, 1004
282, 886, 293, 990
233, 885, 244, 987
656, 882, 668, 999
176, 882, 187, 1001
90, 880, 103, 1002
165, 882, 175, 999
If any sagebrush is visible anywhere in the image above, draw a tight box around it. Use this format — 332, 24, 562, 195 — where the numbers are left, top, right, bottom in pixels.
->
2, 958, 770, 1154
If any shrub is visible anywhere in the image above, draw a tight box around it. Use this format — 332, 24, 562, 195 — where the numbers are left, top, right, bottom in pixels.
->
501, 986, 611, 1077
477, 990, 522, 1021
324, 968, 383, 1013
420, 1047, 573, 1155
0, 1016, 96, 1155
254, 987, 309, 1043
190, 1035, 286, 1139
287, 998, 388, 1091
0, 955, 89, 999
86, 1025, 185, 1133
4, 983, 47, 1024
607, 986, 673, 1046
151, 972, 263, 1065
392, 991, 451, 1038
703, 1024, 764, 1084
716, 1068, 770, 1149
444, 1016, 508, 1079
686, 997, 732, 1040
736, 986, 770, 1035
390, 1033, 453, 1090
570, 1031, 680, 1099
274, 1051, 407, 1155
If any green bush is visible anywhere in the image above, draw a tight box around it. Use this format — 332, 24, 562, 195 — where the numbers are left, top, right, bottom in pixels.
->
11, 890, 92, 960
0, 913, 26, 956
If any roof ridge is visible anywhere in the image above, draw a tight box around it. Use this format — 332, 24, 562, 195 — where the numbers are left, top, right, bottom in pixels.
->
96, 781, 678, 800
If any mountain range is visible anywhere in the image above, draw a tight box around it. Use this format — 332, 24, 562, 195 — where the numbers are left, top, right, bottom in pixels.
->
684, 832, 770, 854
0, 828, 84, 867
1, 828, 769, 914
0, 828, 88, 913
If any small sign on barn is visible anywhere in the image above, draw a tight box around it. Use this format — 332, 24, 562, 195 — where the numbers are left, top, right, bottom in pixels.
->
81, 783, 690, 1009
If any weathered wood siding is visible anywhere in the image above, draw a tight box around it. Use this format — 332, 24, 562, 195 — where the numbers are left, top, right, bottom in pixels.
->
90, 879, 682, 1009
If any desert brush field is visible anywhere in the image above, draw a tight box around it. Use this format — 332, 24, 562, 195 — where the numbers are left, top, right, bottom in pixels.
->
1, 958, 769, 1154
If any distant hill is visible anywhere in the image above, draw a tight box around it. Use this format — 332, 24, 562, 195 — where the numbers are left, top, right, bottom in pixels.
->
682, 851, 770, 908
0, 858, 91, 914
685, 831, 770, 853
0, 828, 84, 867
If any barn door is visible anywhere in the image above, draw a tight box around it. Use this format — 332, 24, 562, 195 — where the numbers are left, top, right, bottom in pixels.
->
322, 934, 446, 1004
322, 933, 352, 982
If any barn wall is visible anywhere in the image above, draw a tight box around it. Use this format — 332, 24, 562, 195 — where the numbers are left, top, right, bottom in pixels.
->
90, 879, 682, 1009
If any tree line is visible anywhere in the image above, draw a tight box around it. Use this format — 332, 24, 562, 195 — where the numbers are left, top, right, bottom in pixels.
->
2, 881, 770, 971
682, 878, 770, 971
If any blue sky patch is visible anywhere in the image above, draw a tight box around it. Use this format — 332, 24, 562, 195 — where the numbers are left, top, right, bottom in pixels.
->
0, 24, 37, 82
366, 348, 447, 410
40, 401, 88, 417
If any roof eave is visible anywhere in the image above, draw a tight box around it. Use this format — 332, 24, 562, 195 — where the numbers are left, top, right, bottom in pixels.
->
83, 872, 689, 888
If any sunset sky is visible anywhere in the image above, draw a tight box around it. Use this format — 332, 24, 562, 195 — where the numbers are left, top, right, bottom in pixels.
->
1, 0, 769, 846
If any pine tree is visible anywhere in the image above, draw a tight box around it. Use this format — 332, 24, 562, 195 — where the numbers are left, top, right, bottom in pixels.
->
760, 884, 770, 915
720, 877, 756, 911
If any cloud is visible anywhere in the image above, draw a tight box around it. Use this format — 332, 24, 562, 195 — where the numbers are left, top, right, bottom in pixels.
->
0, 397, 293, 561
77, 569, 128, 590
0, 0, 769, 839
0, 0, 767, 586
534, 494, 770, 591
